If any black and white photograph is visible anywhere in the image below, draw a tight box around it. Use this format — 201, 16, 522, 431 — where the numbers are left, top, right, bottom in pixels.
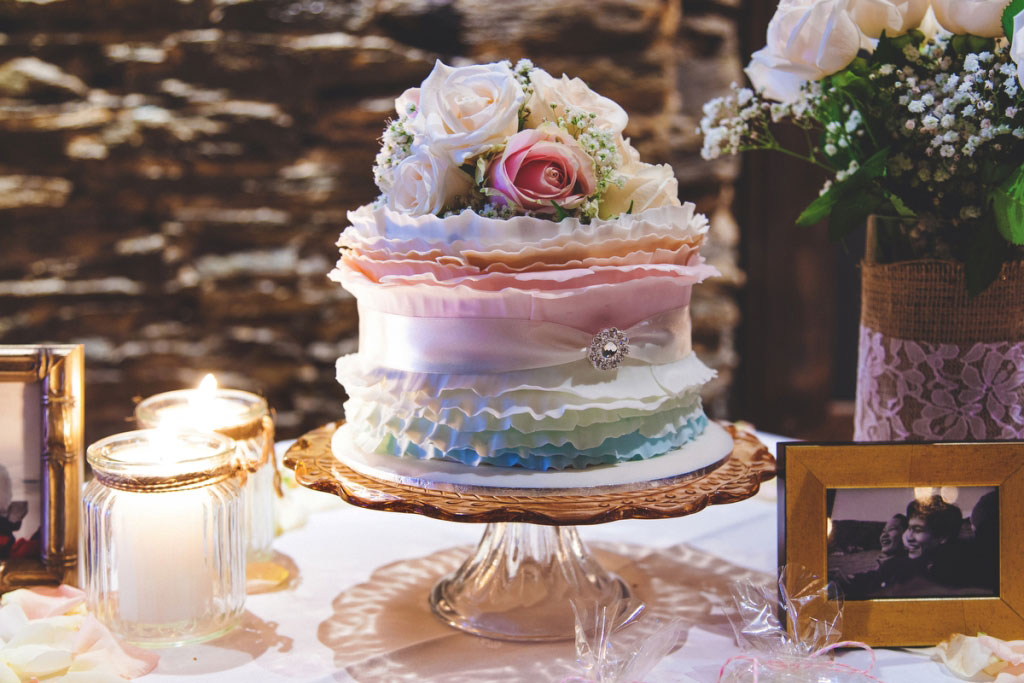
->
0, 382, 43, 563
827, 486, 999, 601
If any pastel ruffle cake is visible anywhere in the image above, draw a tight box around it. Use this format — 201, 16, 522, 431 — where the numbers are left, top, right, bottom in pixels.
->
329, 59, 719, 471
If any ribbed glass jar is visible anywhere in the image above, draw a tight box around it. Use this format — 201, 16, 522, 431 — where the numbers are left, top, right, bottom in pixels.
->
83, 429, 246, 647
135, 388, 275, 562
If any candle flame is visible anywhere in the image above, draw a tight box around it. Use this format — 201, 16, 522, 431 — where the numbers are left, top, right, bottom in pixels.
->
198, 373, 218, 396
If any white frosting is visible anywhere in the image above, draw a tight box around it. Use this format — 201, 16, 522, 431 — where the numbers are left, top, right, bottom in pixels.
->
331, 202, 721, 471
338, 203, 709, 256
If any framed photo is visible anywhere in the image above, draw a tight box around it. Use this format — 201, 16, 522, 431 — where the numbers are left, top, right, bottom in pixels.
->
0, 345, 83, 590
779, 441, 1024, 646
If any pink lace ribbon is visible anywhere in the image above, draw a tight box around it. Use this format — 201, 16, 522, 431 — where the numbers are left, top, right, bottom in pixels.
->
855, 324, 1024, 441
717, 641, 887, 682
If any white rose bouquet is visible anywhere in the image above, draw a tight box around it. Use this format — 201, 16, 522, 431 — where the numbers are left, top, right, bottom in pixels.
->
700, 0, 1024, 294
372, 59, 680, 222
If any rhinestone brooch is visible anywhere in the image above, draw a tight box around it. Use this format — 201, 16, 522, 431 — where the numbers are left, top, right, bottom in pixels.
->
588, 328, 630, 370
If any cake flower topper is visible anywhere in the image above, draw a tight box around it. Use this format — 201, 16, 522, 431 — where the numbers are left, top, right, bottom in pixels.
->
373, 59, 682, 221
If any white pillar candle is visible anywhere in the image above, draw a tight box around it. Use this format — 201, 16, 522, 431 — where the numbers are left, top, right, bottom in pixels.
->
84, 430, 245, 646
135, 375, 274, 561
114, 484, 211, 625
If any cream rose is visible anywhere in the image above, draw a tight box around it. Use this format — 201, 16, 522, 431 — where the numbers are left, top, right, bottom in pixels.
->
412, 60, 523, 165
385, 147, 472, 216
599, 163, 679, 219
524, 68, 629, 135
932, 0, 1011, 36
395, 87, 419, 118
1013, 9, 1024, 88
847, 0, 930, 37
746, 0, 863, 103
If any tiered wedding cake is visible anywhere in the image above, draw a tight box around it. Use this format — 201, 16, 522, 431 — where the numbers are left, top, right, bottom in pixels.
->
330, 59, 720, 471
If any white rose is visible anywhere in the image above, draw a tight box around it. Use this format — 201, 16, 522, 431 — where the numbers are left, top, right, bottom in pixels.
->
412, 60, 523, 165
1013, 9, 1024, 88
524, 68, 629, 135
745, 0, 863, 103
917, 5, 944, 38
931, 0, 1011, 36
847, 0, 930, 37
385, 147, 472, 216
599, 162, 680, 219
395, 87, 419, 118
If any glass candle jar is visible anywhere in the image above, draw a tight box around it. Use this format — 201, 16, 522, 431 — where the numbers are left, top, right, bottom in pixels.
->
135, 377, 276, 561
83, 429, 245, 646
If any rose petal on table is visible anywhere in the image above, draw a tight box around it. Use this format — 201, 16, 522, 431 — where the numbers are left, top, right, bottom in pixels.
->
934, 633, 1002, 677
0, 604, 28, 643
995, 667, 1024, 683
1, 585, 86, 620
60, 671, 130, 683
4, 616, 79, 649
980, 635, 1024, 666
1, 643, 74, 678
73, 615, 159, 678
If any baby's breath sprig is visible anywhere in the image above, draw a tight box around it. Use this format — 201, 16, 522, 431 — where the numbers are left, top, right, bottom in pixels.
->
372, 116, 415, 194
552, 104, 624, 218
509, 58, 535, 129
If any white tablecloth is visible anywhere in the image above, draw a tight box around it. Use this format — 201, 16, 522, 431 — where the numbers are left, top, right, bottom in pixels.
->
140, 435, 961, 683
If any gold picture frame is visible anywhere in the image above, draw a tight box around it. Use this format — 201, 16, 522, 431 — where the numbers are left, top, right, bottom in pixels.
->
779, 441, 1024, 646
0, 345, 83, 590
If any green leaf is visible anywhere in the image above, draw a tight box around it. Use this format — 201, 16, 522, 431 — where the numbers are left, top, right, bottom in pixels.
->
872, 32, 901, 64
859, 147, 890, 178
796, 188, 839, 226
795, 147, 890, 226
828, 189, 884, 241
625, 200, 634, 215
965, 222, 1005, 298
1004, 0, 1024, 39
952, 34, 997, 55
887, 192, 916, 218
550, 201, 569, 221
991, 163, 1024, 245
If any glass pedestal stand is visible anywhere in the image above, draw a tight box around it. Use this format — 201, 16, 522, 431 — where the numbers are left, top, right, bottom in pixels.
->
430, 523, 630, 641
284, 423, 774, 641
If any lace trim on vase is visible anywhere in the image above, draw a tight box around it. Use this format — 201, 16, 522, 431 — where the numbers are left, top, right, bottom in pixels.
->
854, 325, 1024, 441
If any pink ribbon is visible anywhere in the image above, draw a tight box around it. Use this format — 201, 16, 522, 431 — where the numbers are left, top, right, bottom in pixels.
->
717, 641, 889, 682
357, 304, 693, 374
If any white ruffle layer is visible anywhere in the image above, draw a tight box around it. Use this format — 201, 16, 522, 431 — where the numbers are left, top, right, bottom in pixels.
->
339, 203, 709, 258
336, 352, 716, 470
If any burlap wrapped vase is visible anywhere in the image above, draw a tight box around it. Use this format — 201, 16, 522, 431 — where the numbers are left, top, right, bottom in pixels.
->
855, 258, 1024, 441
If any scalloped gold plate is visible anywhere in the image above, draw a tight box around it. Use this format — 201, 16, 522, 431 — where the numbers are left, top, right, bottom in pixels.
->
283, 422, 776, 526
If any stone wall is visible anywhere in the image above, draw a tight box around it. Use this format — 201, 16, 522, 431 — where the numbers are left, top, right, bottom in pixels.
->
0, 0, 743, 444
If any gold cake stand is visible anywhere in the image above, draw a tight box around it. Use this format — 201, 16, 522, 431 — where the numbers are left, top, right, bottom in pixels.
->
284, 422, 775, 641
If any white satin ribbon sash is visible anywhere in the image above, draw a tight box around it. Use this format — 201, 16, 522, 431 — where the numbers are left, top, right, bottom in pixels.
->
357, 304, 693, 374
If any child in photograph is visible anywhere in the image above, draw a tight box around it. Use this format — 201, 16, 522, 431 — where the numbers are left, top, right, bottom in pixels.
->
835, 514, 909, 599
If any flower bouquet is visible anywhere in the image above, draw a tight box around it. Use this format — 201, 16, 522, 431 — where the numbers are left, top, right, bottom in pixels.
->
699, 0, 1024, 294
373, 59, 679, 221
699, 0, 1024, 441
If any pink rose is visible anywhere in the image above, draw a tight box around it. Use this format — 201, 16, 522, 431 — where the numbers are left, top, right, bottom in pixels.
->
487, 123, 597, 214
